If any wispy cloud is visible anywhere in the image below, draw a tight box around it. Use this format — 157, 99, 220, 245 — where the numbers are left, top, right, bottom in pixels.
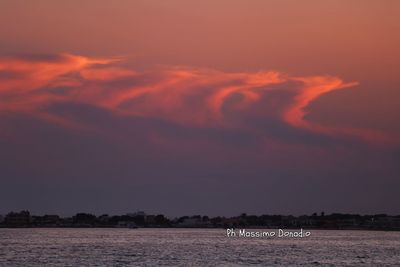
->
0, 53, 396, 144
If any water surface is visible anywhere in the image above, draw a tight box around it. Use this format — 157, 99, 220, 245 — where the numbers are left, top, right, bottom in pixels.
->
0, 228, 399, 266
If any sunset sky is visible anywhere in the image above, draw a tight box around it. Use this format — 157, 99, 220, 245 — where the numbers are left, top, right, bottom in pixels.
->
0, 0, 399, 216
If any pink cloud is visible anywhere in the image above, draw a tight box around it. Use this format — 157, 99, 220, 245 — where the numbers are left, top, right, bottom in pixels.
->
0, 53, 396, 145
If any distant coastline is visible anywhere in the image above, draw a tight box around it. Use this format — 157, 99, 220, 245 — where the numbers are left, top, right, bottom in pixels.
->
1, 211, 400, 231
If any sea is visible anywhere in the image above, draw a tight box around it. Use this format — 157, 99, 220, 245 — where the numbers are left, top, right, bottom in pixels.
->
0, 228, 399, 266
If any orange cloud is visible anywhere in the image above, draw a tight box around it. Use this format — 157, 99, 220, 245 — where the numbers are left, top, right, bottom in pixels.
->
80, 67, 137, 81
283, 76, 358, 130
0, 54, 114, 92
97, 68, 285, 125
0, 53, 396, 144
283, 77, 398, 144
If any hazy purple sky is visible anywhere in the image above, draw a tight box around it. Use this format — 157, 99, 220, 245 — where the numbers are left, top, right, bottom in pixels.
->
0, 1, 399, 216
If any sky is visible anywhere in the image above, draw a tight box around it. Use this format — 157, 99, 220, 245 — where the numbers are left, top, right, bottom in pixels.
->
0, 0, 399, 216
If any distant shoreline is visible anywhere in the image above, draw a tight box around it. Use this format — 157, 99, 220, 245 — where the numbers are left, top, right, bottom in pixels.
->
1, 210, 400, 231
1, 226, 400, 231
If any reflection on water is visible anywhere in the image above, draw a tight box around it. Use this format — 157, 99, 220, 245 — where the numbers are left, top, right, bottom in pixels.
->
0, 228, 399, 266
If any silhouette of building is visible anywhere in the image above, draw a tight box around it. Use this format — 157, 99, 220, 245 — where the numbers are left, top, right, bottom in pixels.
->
4, 211, 31, 227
